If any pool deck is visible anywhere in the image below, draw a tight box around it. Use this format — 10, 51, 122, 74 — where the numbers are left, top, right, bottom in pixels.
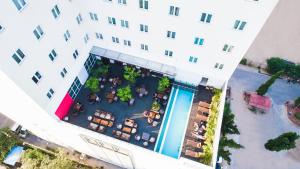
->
181, 86, 214, 161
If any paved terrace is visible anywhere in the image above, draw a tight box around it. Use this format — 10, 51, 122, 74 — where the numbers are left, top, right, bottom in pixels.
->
67, 62, 171, 150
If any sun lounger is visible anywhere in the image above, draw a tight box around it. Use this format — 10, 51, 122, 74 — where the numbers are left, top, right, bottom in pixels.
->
186, 139, 202, 148
197, 106, 209, 114
198, 101, 210, 109
185, 149, 203, 158
191, 132, 206, 140
195, 113, 208, 122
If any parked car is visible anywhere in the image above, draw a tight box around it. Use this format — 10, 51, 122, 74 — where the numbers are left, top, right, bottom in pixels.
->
10, 123, 28, 138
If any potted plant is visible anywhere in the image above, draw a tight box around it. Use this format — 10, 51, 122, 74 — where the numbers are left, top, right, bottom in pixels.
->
85, 77, 100, 93
117, 85, 132, 102
91, 61, 110, 77
157, 76, 170, 92
123, 66, 140, 84
151, 101, 160, 111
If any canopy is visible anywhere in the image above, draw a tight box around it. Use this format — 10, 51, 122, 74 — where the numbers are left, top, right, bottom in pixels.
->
55, 93, 74, 120
3, 146, 24, 166
90, 46, 177, 77
248, 93, 272, 111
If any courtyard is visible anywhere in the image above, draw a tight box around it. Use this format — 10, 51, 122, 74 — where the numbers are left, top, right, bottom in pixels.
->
227, 65, 300, 169
67, 59, 172, 150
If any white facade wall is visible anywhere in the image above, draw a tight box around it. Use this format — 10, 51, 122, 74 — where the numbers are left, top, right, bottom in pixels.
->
0, 0, 279, 169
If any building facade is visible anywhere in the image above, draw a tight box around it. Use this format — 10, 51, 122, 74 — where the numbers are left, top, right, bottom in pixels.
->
0, 0, 278, 169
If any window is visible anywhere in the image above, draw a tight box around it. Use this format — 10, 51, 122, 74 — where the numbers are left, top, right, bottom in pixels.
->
89, 12, 98, 21
51, 5, 60, 19
200, 13, 212, 23
12, 0, 26, 11
108, 17, 116, 25
139, 0, 148, 9
0, 24, 3, 32
112, 36, 119, 43
140, 24, 148, 32
73, 49, 79, 59
84, 33, 89, 43
234, 20, 247, 30
84, 54, 97, 73
169, 6, 179, 16
194, 37, 204, 46
64, 30, 71, 42
164, 50, 173, 57
189, 56, 198, 63
141, 44, 148, 51
47, 88, 55, 99
214, 63, 224, 69
167, 31, 176, 39
68, 77, 82, 99
222, 44, 234, 52
60, 67, 68, 78
124, 40, 131, 46
76, 14, 83, 25
95, 33, 103, 39
48, 49, 57, 61
12, 49, 25, 64
33, 25, 44, 40
121, 20, 129, 28
32, 71, 42, 84
118, 0, 126, 5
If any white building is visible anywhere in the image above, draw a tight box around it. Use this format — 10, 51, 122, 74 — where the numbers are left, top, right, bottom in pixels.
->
0, 0, 278, 169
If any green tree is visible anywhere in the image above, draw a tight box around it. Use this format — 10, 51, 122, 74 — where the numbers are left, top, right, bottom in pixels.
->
0, 128, 21, 162
117, 85, 132, 102
85, 77, 100, 93
221, 103, 240, 136
264, 132, 300, 152
123, 66, 140, 84
266, 57, 287, 74
218, 137, 244, 165
256, 70, 284, 96
91, 61, 110, 77
157, 77, 170, 92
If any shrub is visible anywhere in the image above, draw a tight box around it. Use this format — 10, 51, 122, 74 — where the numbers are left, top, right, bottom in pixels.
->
85, 77, 100, 93
295, 113, 300, 120
295, 97, 300, 107
0, 128, 21, 162
123, 66, 140, 84
117, 85, 132, 102
264, 132, 300, 152
256, 70, 284, 96
266, 57, 300, 80
157, 77, 170, 92
151, 101, 160, 111
240, 58, 247, 65
91, 62, 110, 77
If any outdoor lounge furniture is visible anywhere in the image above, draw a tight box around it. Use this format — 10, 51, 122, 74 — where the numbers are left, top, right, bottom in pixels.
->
113, 130, 131, 141
197, 106, 209, 114
195, 113, 208, 122
135, 134, 141, 141
186, 139, 202, 148
143, 141, 149, 147
124, 118, 135, 127
152, 121, 159, 127
142, 132, 150, 141
97, 126, 106, 133
198, 101, 211, 109
191, 132, 206, 141
184, 149, 203, 158
88, 123, 98, 131
149, 136, 156, 143
122, 126, 133, 133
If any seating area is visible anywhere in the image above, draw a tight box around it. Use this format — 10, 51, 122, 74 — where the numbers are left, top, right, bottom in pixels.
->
66, 60, 172, 150
181, 86, 214, 160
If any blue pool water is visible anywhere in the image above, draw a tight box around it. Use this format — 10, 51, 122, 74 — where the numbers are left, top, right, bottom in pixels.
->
155, 86, 194, 159
154, 87, 177, 152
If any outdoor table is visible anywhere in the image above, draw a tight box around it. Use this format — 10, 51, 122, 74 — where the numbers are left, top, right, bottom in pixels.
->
125, 118, 135, 127
142, 132, 150, 141
122, 126, 132, 133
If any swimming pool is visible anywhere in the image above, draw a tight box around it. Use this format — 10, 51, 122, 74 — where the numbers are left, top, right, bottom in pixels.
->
154, 86, 194, 159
